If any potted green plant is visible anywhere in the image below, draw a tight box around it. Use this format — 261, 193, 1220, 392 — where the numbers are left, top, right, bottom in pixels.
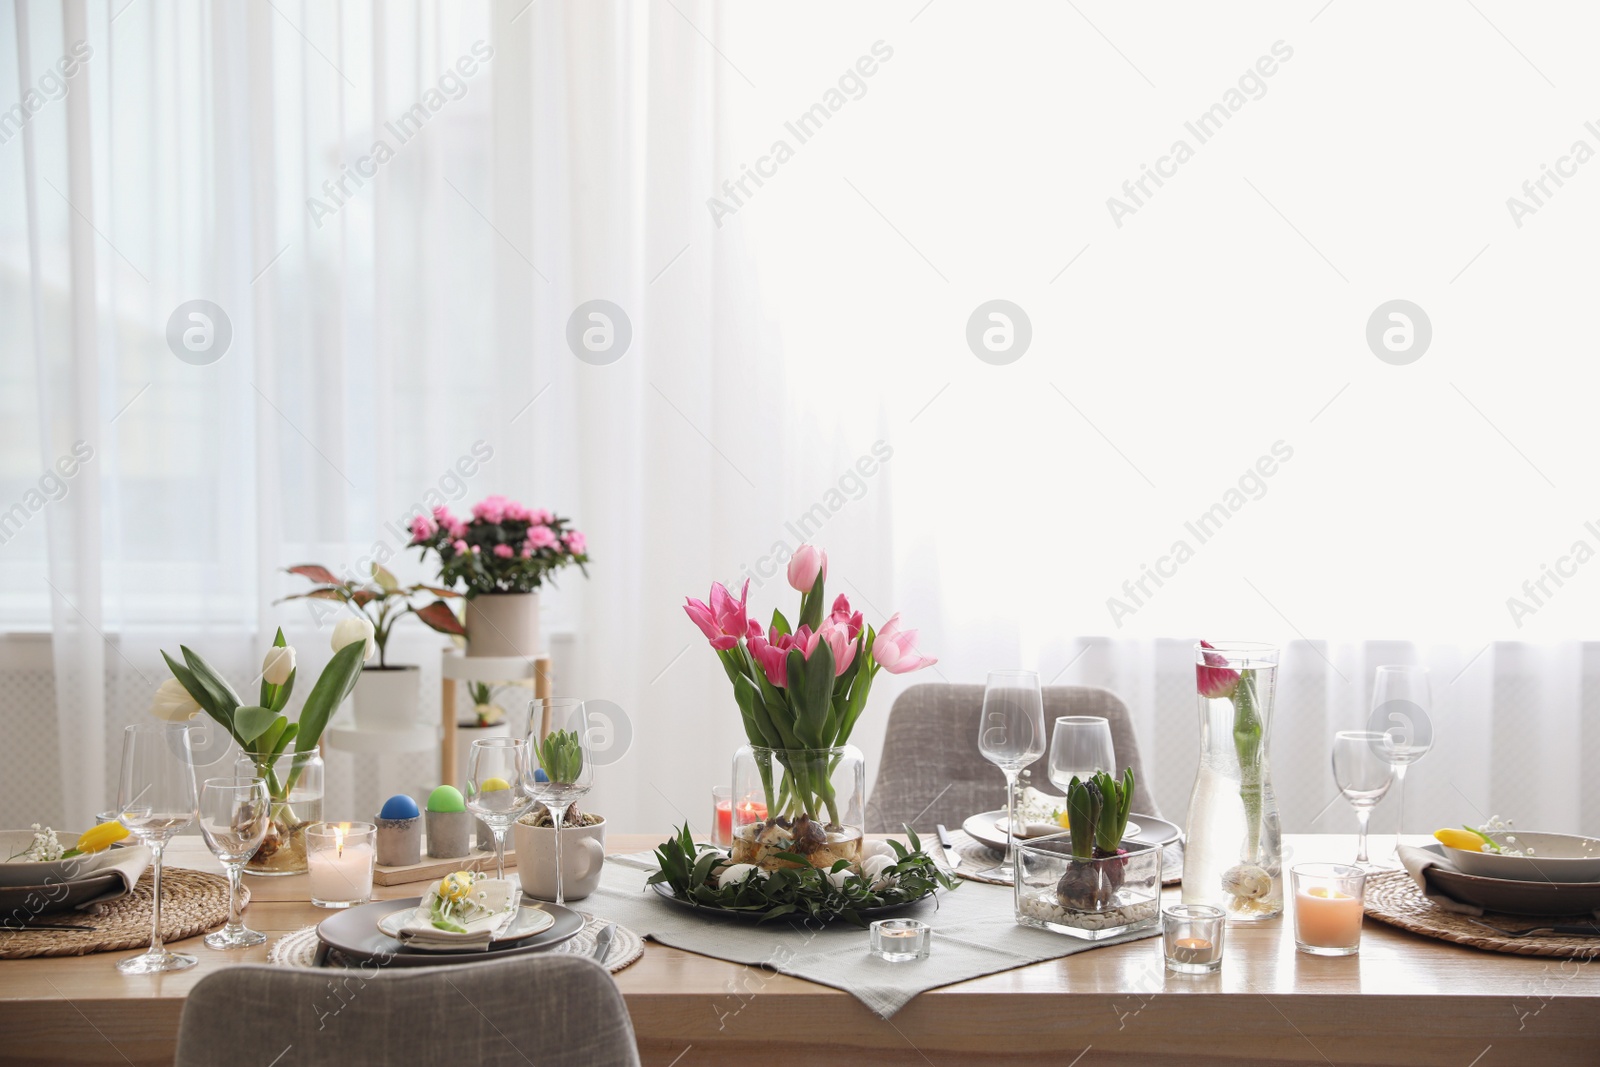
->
278, 562, 465, 731
1014, 769, 1163, 939
409, 497, 589, 659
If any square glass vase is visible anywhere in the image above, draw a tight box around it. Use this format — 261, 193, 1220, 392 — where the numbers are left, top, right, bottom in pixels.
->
1014, 836, 1163, 941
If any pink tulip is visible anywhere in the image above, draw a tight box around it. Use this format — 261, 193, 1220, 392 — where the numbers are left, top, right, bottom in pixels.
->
1195, 640, 1240, 699
805, 621, 857, 676
748, 633, 790, 687
409, 515, 437, 544
492, 544, 514, 559
828, 594, 864, 639
872, 613, 938, 674
684, 579, 751, 652
786, 545, 827, 593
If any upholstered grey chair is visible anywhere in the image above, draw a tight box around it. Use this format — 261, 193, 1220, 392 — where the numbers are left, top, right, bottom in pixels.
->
866, 683, 1160, 833
176, 954, 640, 1067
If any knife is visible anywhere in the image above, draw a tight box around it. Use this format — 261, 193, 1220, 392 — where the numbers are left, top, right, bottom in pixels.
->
591, 922, 616, 963
934, 824, 960, 870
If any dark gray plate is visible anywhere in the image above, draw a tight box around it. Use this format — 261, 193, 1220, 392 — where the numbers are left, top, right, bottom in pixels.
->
648, 879, 936, 923
1420, 844, 1600, 917
0, 871, 124, 922
318, 896, 584, 966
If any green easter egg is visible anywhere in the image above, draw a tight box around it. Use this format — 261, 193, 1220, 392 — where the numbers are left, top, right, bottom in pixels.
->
427, 785, 466, 813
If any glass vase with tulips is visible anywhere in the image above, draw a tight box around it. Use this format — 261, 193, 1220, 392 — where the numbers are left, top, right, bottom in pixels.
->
685, 545, 937, 872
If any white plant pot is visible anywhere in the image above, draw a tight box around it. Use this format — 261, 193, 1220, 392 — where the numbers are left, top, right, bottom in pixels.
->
464, 592, 541, 658
349, 666, 421, 731
455, 720, 512, 786
513, 816, 607, 902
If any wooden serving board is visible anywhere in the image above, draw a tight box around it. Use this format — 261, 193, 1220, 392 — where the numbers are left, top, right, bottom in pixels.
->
372, 841, 518, 886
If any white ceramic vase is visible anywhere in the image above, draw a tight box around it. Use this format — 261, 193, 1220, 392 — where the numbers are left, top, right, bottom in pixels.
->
464, 592, 541, 658
349, 666, 421, 731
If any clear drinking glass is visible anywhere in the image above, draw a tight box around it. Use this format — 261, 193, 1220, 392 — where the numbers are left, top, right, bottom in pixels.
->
976, 669, 1046, 879
198, 776, 270, 948
1047, 716, 1116, 792
1331, 730, 1393, 865
116, 723, 200, 974
526, 701, 594, 905
466, 737, 536, 882
1370, 665, 1432, 857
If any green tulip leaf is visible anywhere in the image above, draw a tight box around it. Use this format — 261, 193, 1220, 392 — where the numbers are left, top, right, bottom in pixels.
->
234, 705, 282, 745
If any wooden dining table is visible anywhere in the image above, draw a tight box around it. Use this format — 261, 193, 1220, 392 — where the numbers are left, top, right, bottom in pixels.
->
1, 833, 1597, 1066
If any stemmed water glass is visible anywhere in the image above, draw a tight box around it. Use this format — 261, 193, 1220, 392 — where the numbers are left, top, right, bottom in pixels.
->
1047, 716, 1116, 793
1330, 731, 1393, 865
1370, 665, 1433, 858
198, 776, 270, 948
525, 701, 594, 905
466, 737, 537, 882
976, 669, 1047, 879
116, 723, 200, 974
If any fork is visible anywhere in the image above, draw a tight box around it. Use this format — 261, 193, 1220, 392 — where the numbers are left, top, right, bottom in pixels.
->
1466, 918, 1600, 938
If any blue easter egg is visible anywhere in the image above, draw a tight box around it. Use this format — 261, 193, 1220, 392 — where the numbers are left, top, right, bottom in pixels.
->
379, 794, 420, 820
534, 768, 549, 783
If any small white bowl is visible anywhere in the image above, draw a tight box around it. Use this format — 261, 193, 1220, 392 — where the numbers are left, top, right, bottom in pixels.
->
1441, 831, 1600, 883
0, 829, 115, 888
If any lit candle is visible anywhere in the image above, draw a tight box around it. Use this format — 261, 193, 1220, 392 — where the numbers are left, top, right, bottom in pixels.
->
714, 799, 732, 844
1172, 937, 1215, 964
1294, 887, 1363, 951
307, 822, 376, 908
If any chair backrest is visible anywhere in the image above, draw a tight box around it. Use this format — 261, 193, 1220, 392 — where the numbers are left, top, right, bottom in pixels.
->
176, 953, 640, 1067
866, 683, 1161, 834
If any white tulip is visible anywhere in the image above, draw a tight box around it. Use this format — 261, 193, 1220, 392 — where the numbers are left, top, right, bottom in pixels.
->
262, 645, 296, 685
151, 677, 202, 722
331, 617, 376, 662
714, 862, 761, 887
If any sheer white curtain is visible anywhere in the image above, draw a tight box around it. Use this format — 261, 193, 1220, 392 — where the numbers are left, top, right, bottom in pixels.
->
4, 0, 1597, 838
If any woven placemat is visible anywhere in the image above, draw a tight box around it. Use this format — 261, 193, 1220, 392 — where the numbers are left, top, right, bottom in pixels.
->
267, 911, 643, 974
1364, 868, 1600, 959
947, 829, 1184, 887
0, 867, 241, 960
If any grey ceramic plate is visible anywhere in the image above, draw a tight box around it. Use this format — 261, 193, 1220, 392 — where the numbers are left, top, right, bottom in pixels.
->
649, 879, 936, 923
318, 897, 583, 966
1421, 844, 1600, 917
0, 871, 123, 921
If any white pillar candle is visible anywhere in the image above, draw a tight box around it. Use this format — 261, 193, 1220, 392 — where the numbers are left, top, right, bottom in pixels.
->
307, 822, 376, 907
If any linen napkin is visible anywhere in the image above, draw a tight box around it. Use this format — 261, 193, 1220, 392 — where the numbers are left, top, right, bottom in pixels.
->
79, 845, 152, 911
1399, 844, 1483, 915
598, 850, 1163, 1019
394, 877, 516, 950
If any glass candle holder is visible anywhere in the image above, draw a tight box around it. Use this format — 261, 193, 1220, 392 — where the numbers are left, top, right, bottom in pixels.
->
869, 918, 931, 962
711, 786, 732, 848
1291, 862, 1366, 956
1163, 904, 1225, 974
307, 822, 377, 909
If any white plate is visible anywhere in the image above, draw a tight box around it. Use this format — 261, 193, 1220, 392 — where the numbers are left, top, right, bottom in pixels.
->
0, 830, 115, 888
377, 903, 554, 949
1440, 831, 1600, 883
962, 810, 1181, 853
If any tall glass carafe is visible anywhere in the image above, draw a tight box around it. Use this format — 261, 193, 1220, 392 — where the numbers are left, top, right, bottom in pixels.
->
1182, 641, 1283, 920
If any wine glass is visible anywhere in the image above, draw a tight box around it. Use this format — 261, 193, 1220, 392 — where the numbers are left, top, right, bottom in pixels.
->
198, 776, 270, 948
525, 701, 594, 905
976, 669, 1047, 879
1330, 731, 1393, 865
1047, 716, 1116, 793
466, 737, 536, 882
1370, 665, 1433, 858
116, 723, 200, 974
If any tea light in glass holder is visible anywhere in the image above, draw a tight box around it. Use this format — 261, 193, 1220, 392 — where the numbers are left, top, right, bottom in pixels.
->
307, 822, 376, 909
869, 918, 931, 962
1162, 904, 1225, 974
1292, 862, 1366, 956
710, 786, 732, 847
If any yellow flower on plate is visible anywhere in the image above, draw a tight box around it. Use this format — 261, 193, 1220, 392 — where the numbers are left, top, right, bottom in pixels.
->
1434, 827, 1497, 853
71, 822, 129, 855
